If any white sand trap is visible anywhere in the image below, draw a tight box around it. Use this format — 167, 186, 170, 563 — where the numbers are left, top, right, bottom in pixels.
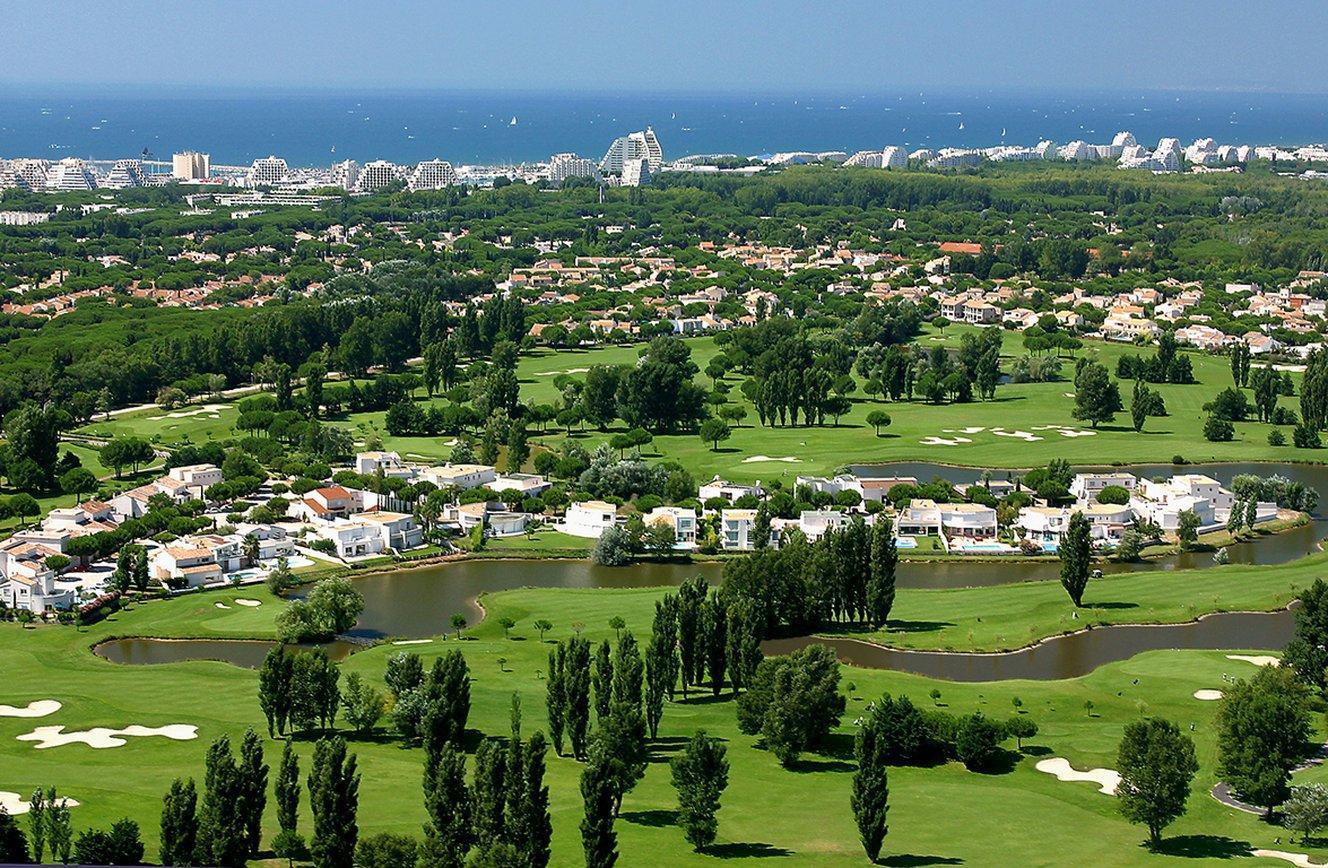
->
1227, 654, 1280, 667
443, 439, 459, 447
17, 724, 198, 750
1063, 392, 1076, 398
742, 455, 802, 463
1057, 429, 1097, 438
214, 602, 231, 609
392, 639, 432, 646
1035, 757, 1120, 794
536, 367, 589, 376
921, 436, 972, 446
234, 599, 262, 607
1254, 851, 1327, 868
992, 429, 1043, 442
942, 427, 987, 434
0, 700, 62, 718
1193, 689, 1224, 701
148, 404, 229, 420
0, 791, 79, 815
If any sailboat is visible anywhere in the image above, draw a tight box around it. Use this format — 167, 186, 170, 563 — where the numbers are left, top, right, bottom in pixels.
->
958, 122, 965, 130
509, 116, 518, 126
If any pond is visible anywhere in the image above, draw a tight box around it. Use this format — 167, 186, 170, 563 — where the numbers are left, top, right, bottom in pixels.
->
762, 608, 1295, 682
93, 637, 360, 668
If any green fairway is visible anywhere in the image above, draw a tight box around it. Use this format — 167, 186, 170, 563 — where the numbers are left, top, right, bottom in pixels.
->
1, 575, 1324, 866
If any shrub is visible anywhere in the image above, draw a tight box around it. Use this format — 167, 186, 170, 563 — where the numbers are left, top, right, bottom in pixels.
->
1294, 424, 1322, 449
1268, 428, 1287, 446
1203, 415, 1235, 442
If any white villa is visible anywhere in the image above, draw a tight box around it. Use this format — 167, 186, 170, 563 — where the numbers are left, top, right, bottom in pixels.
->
1016, 503, 1134, 547
698, 476, 764, 504
355, 451, 415, 479
643, 506, 698, 547
562, 501, 619, 538
896, 500, 997, 539
720, 509, 779, 551
422, 463, 498, 491
795, 474, 917, 505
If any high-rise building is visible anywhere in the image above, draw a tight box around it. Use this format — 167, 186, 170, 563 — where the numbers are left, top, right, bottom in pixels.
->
172, 151, 210, 180
881, 146, 908, 168
548, 152, 597, 185
620, 157, 652, 187
46, 158, 97, 191
330, 160, 360, 191
250, 156, 288, 187
103, 159, 147, 189
408, 159, 458, 191
356, 160, 400, 192
600, 127, 664, 175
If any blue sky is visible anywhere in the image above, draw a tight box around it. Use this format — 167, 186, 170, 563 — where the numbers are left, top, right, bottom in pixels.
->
4, 0, 1327, 94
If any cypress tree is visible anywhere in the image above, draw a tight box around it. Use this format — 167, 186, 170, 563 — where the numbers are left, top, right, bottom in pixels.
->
159, 777, 198, 867
276, 741, 301, 834
867, 516, 898, 629
546, 646, 567, 756
238, 728, 269, 855
420, 742, 472, 868
566, 637, 592, 760
852, 708, 891, 863
593, 639, 614, 721
307, 736, 359, 868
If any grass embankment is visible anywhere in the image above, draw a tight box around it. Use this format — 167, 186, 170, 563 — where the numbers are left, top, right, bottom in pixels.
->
1, 581, 1324, 866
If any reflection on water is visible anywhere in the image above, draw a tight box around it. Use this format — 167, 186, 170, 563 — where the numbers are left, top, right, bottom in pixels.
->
94, 637, 358, 668
763, 608, 1294, 682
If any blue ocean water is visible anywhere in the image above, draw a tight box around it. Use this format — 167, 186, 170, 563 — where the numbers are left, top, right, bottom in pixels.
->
0, 87, 1325, 167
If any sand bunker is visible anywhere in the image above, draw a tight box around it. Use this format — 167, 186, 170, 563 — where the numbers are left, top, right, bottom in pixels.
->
992, 429, 1043, 442
920, 436, 972, 446
742, 455, 802, 463
214, 602, 231, 609
0, 700, 62, 718
17, 724, 198, 750
234, 599, 261, 607
0, 791, 79, 815
1035, 757, 1120, 795
148, 404, 229, 420
942, 427, 987, 434
1227, 654, 1280, 667
1057, 429, 1097, 438
1193, 689, 1224, 701
392, 639, 432, 646
535, 368, 589, 376
1253, 851, 1327, 868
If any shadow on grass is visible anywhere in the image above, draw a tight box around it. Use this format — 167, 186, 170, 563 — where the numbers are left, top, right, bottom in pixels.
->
883, 619, 957, 634
815, 732, 856, 760
968, 747, 1021, 776
1021, 744, 1053, 757
620, 809, 677, 828
706, 842, 793, 859
881, 856, 964, 867
675, 693, 735, 706
786, 757, 856, 773
1150, 835, 1251, 859
1088, 601, 1140, 611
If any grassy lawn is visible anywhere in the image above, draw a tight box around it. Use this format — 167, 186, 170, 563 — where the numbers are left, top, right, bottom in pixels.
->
483, 527, 595, 553
70, 329, 1319, 484
0, 580, 1322, 866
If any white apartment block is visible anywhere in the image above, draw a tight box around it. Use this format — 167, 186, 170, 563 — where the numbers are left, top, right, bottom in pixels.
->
408, 159, 458, 191
249, 156, 289, 187
330, 159, 360, 191
548, 153, 597, 184
356, 160, 401, 192
47, 158, 96, 191
172, 151, 210, 180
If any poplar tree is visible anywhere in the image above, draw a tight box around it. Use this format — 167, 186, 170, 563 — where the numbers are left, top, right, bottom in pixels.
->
471, 739, 507, 848
546, 646, 567, 755
513, 731, 553, 868
852, 709, 891, 863
159, 778, 197, 867
275, 741, 301, 834
258, 646, 294, 736
1059, 511, 1092, 607
566, 637, 592, 760
702, 595, 727, 695
593, 639, 614, 721
196, 735, 248, 868
307, 736, 359, 868
670, 731, 730, 851
420, 742, 471, 868
867, 516, 898, 628
238, 728, 269, 855
580, 734, 619, 868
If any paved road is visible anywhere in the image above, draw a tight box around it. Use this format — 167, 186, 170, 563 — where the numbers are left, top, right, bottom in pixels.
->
1212, 743, 1328, 814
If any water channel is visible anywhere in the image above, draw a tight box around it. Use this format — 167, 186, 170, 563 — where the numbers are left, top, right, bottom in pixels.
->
94, 462, 1325, 679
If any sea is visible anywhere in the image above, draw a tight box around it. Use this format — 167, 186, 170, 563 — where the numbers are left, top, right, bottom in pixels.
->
1, 86, 1326, 167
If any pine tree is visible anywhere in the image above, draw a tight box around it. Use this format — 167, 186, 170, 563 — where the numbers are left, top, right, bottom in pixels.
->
867, 516, 898, 628
593, 639, 614, 721
566, 637, 592, 760
546, 646, 567, 755
580, 735, 619, 868
238, 728, 269, 855
670, 731, 730, 851
852, 710, 891, 863
419, 742, 471, 868
307, 736, 359, 868
276, 741, 301, 833
159, 778, 198, 867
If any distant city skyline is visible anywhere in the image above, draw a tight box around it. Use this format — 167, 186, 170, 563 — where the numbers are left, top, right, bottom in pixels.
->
5, 0, 1328, 95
